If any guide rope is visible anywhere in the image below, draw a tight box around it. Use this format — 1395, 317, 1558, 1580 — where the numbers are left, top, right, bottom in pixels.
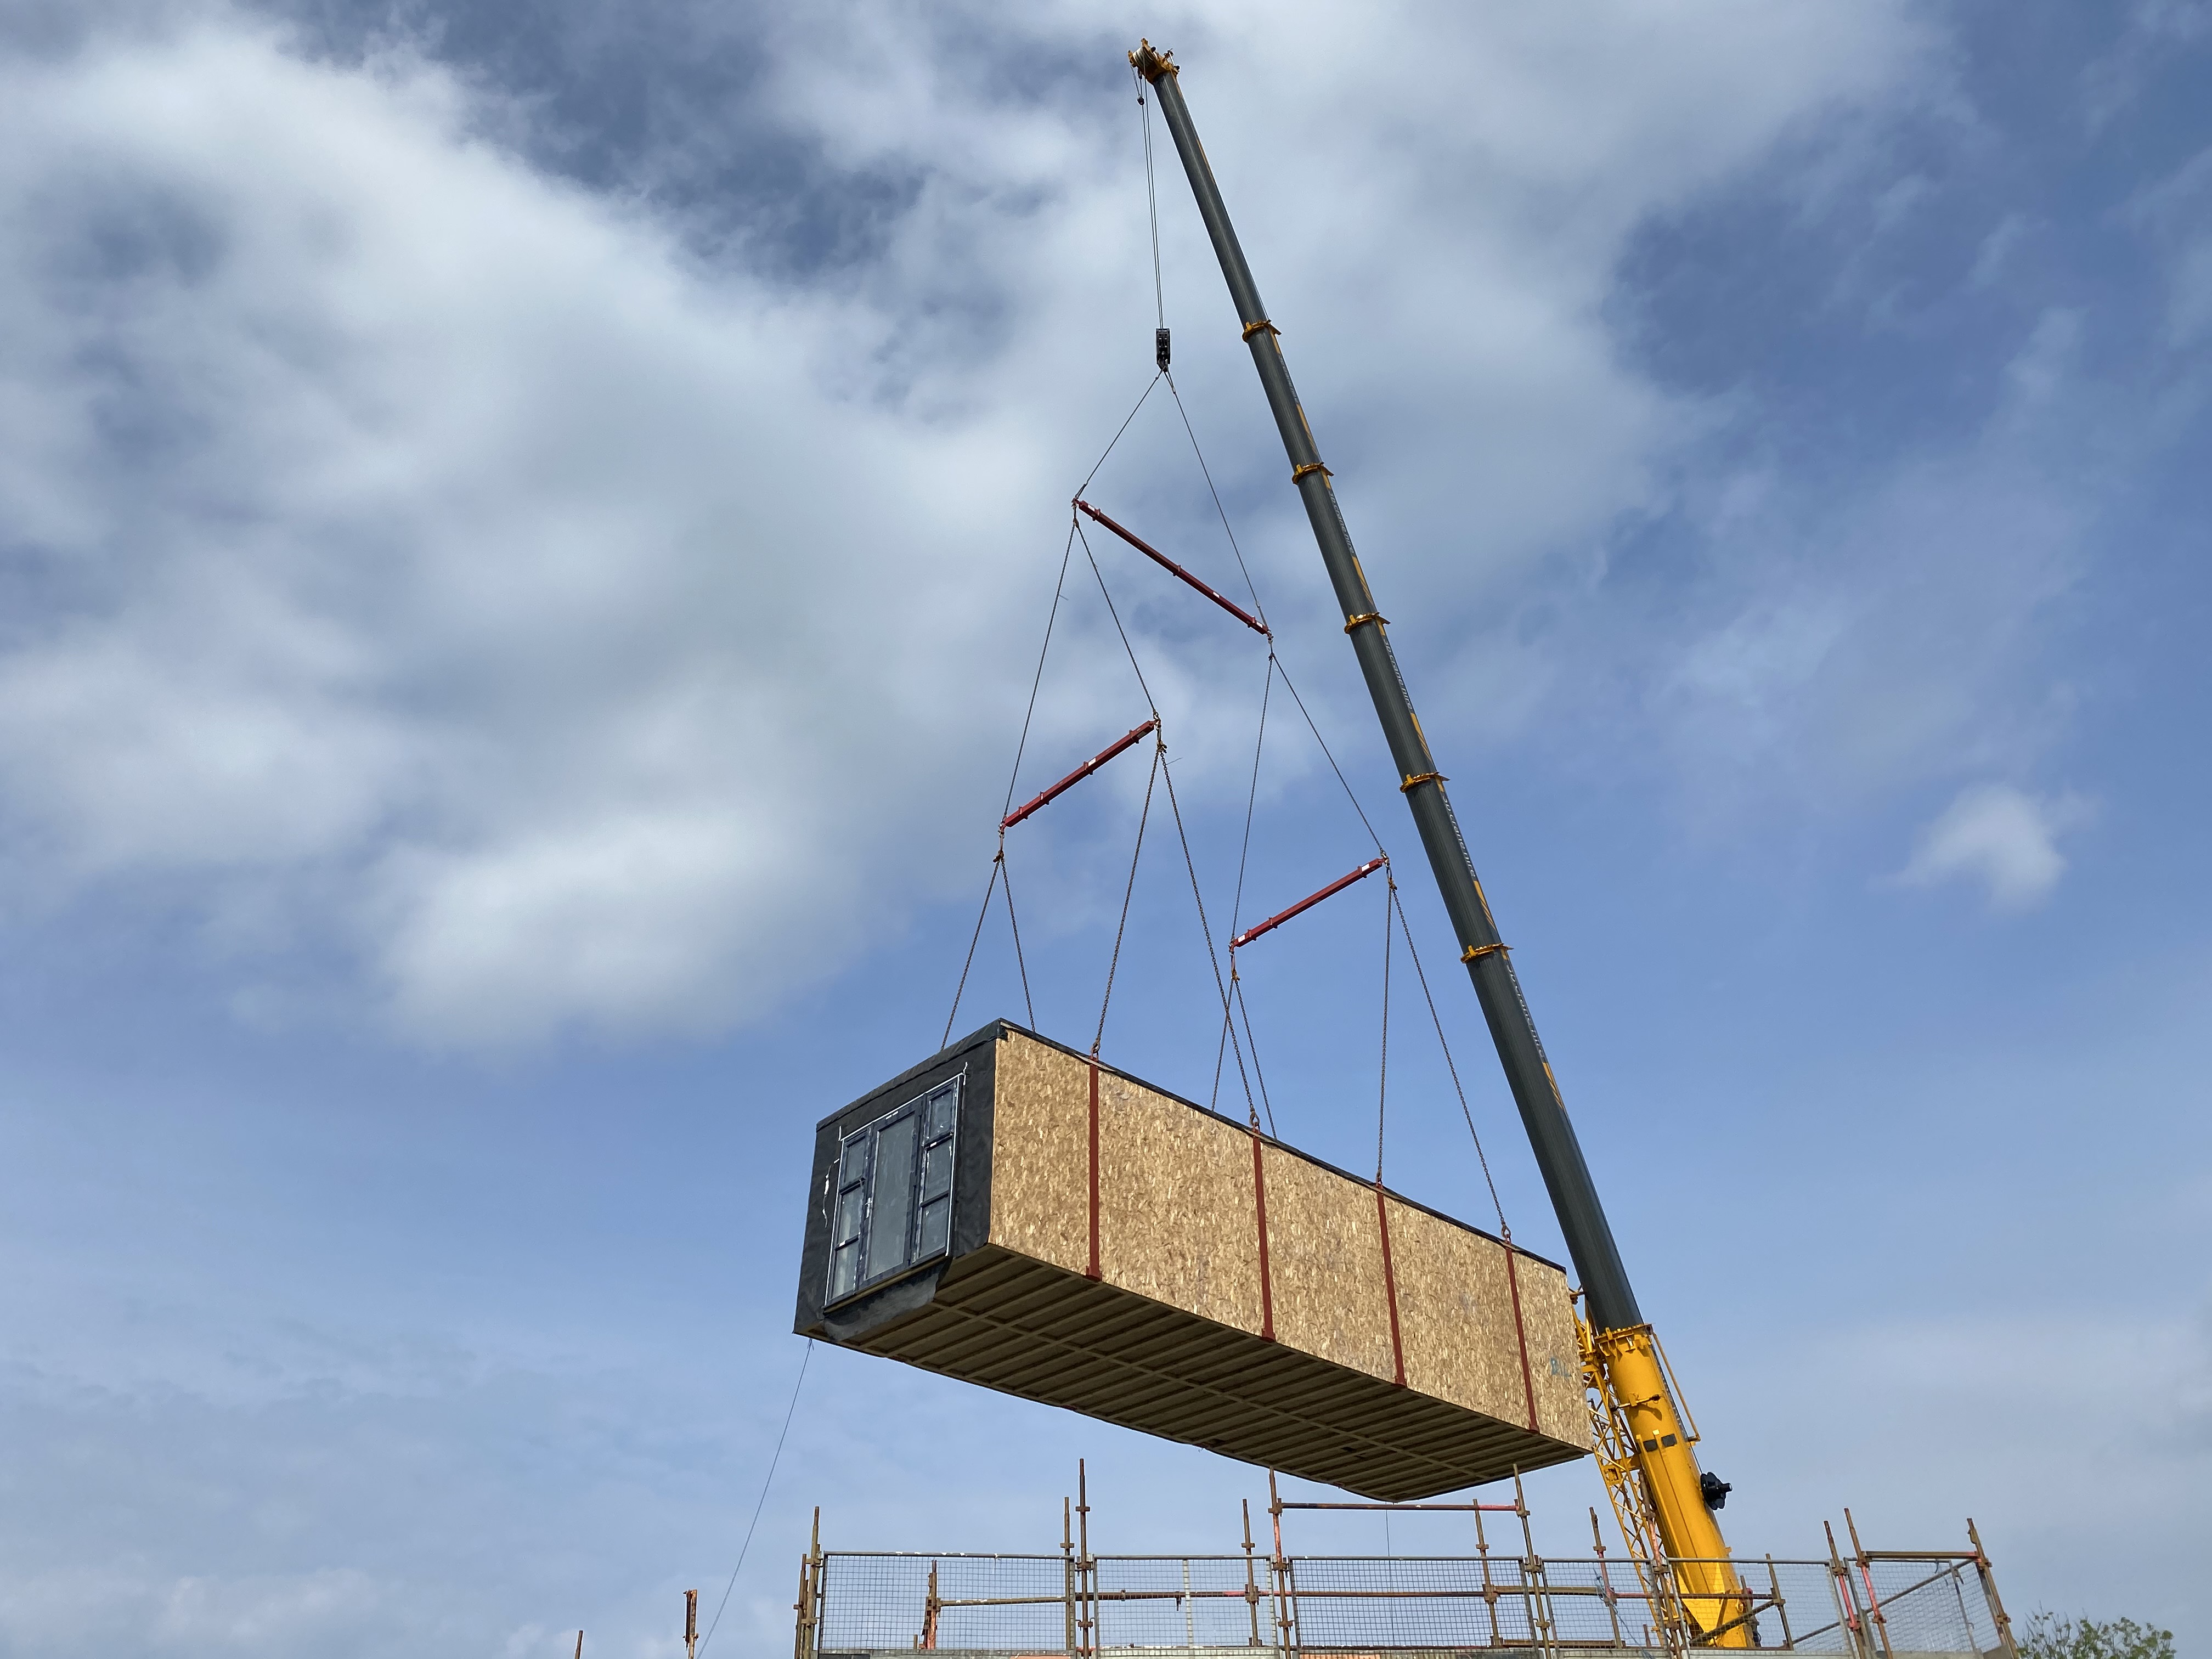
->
696, 1339, 812, 1658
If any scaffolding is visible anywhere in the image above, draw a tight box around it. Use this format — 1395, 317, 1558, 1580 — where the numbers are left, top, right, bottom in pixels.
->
791, 1479, 2016, 1659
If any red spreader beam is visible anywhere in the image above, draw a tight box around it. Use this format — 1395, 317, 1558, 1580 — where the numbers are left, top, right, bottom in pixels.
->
1230, 855, 1387, 950
1001, 719, 1159, 831
1074, 499, 1271, 637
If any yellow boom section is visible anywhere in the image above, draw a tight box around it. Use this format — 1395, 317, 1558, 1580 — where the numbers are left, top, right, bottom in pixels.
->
1584, 1319, 1751, 1648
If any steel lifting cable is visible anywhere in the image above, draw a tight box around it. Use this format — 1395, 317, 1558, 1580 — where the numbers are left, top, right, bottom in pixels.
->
1075, 519, 1160, 716
1071, 517, 1266, 1109
1389, 882, 1508, 1234
1273, 653, 1387, 856
1157, 735, 1260, 1125
1091, 740, 1161, 1059
999, 851, 1037, 1029
1213, 654, 1276, 1124
1374, 872, 1408, 1388
1389, 879, 1540, 1429
1376, 874, 1393, 1184
1159, 368, 1382, 1131
1077, 373, 1164, 502
1069, 501, 1278, 1210
941, 857, 1003, 1049
943, 375, 1165, 1047
1002, 520, 1081, 823
1156, 366, 1379, 858
1164, 376, 1270, 634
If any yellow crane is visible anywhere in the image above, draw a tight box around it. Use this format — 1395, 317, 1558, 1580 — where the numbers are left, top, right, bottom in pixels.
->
1130, 40, 1750, 1650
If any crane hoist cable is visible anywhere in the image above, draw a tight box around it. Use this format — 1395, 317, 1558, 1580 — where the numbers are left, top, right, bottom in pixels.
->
1136, 60, 1166, 364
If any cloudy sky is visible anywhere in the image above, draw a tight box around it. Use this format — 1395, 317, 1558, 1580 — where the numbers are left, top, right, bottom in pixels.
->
1, 0, 2206, 1654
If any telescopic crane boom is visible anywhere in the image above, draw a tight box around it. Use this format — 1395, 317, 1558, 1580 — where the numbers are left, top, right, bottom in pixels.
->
1130, 41, 1750, 1647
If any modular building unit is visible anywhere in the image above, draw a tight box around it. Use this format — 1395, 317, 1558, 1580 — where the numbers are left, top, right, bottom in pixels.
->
793, 1020, 1588, 1500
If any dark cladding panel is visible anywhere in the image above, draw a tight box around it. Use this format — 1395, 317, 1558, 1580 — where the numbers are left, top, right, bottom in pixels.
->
793, 1021, 1001, 1344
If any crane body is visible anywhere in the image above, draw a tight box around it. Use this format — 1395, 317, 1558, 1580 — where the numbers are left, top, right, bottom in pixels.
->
1131, 41, 1748, 1646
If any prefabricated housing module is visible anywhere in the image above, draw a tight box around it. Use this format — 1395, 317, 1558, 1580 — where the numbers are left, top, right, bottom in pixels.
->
793, 1020, 1589, 1500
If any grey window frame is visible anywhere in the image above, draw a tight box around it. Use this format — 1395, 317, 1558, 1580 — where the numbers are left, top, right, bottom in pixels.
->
826, 1073, 961, 1307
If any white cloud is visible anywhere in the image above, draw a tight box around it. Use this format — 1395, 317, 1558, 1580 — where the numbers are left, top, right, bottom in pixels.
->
1895, 782, 2091, 910
2125, 144, 2212, 346
0, 1, 1938, 1043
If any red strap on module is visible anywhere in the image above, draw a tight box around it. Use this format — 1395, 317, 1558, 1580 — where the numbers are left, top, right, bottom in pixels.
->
1074, 499, 1271, 638
1086, 1057, 1103, 1280
1375, 1182, 1407, 1387
1502, 1231, 1538, 1430
1250, 1127, 1275, 1342
1231, 856, 1388, 950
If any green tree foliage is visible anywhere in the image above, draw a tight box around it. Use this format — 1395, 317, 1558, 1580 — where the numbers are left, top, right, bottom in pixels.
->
2020, 1612, 2175, 1659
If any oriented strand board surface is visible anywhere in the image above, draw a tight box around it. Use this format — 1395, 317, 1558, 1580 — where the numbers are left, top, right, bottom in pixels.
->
1095, 1064, 1268, 1337
986, 1029, 1088, 1276
1256, 1141, 1398, 1383
841, 1025, 1587, 1498
1387, 1197, 1583, 1442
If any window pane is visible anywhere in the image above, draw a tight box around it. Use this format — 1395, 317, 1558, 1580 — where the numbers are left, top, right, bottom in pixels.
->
838, 1135, 871, 1191
924, 1084, 958, 1139
916, 1195, 950, 1259
864, 1114, 921, 1282
833, 1185, 865, 1247
829, 1240, 858, 1302
919, 1138, 953, 1203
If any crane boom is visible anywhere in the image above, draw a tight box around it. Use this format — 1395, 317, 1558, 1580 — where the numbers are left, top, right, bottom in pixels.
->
1131, 42, 1748, 1646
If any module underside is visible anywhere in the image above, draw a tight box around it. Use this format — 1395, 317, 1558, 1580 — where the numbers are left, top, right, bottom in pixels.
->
839, 1240, 1584, 1501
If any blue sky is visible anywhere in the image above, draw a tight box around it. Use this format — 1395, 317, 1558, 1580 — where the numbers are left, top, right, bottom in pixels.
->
0, 1, 2206, 1655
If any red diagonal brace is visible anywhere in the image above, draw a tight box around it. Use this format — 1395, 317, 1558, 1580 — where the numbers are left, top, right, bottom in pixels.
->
1001, 719, 1159, 831
1230, 855, 1387, 949
1074, 499, 1271, 637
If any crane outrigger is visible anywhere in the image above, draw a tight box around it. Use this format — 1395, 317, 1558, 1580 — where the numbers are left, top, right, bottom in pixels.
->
1130, 40, 1751, 1649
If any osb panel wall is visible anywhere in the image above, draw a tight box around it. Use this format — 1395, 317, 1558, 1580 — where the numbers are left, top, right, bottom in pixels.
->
986, 1027, 1583, 1447
986, 1031, 1088, 1275
1093, 1063, 1268, 1338
1388, 1200, 1584, 1443
1513, 1245, 1584, 1443
1257, 1142, 1398, 1383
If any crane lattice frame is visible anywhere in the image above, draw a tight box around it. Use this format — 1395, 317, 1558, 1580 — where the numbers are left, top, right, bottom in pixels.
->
1581, 1314, 1693, 1658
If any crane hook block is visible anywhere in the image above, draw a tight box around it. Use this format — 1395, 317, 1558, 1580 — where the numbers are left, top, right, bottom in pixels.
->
1156, 327, 1171, 371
